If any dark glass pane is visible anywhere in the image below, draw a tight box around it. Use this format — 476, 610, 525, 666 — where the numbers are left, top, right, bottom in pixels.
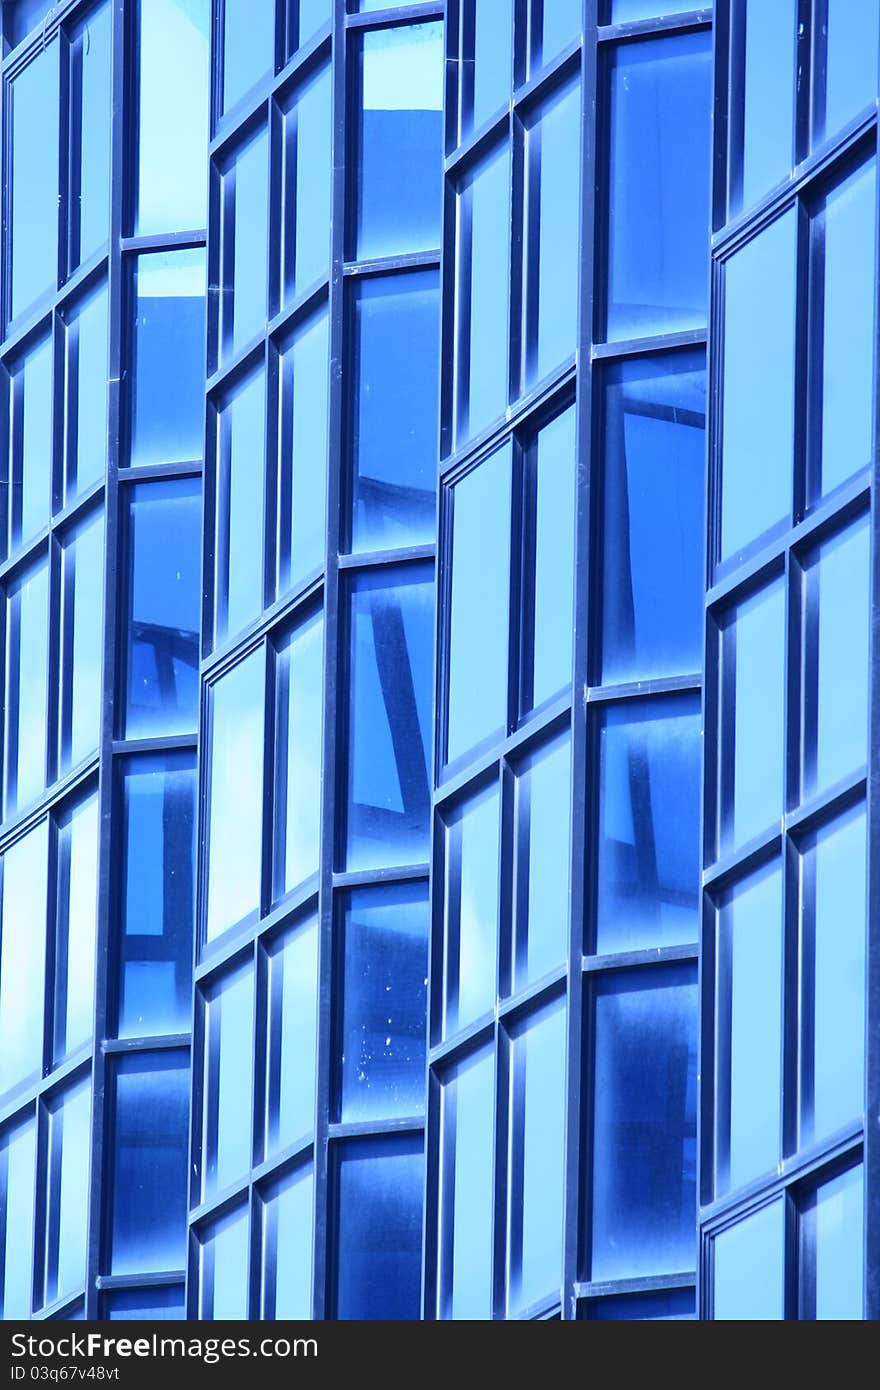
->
590, 965, 697, 1281
198, 1204, 249, 1319
110, 1052, 189, 1274
0, 821, 48, 1097
6, 330, 53, 557
281, 64, 332, 306
335, 1136, 423, 1320
130, 249, 207, 468
601, 352, 705, 683
350, 270, 439, 552
732, 0, 796, 215
135, 0, 210, 235
447, 444, 511, 765
277, 307, 328, 596
525, 79, 580, 384
605, 0, 696, 18
528, 0, 581, 73
340, 882, 428, 1123
202, 962, 254, 1199
220, 126, 270, 363
811, 1164, 864, 1320
345, 565, 433, 871
355, 23, 443, 258
513, 731, 571, 992
439, 1045, 494, 1319
584, 1289, 695, 1320
527, 404, 576, 710
52, 792, 98, 1065
261, 1164, 313, 1318
455, 143, 510, 444
293, 0, 330, 48
10, 42, 59, 321
70, 3, 111, 269
118, 756, 195, 1039
64, 282, 109, 504
60, 509, 104, 774
4, 556, 49, 816
206, 651, 265, 942
713, 1199, 785, 1320
606, 31, 711, 339
442, 780, 500, 1037
816, 0, 880, 148
460, 0, 513, 140
5, 0, 53, 46
104, 1287, 184, 1320
263, 913, 319, 1157
215, 365, 266, 644
43, 1078, 90, 1308
222, 0, 275, 115
273, 612, 323, 897
0, 1114, 37, 1318
597, 695, 701, 954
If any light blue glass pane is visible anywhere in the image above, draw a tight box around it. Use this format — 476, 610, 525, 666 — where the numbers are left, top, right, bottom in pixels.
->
296, 0, 330, 46
591, 965, 697, 1280
597, 695, 701, 953
73, 3, 111, 267
336, 1136, 423, 1320
135, 0, 210, 235
282, 65, 331, 304
345, 566, 433, 870
722, 577, 786, 852
713, 1200, 785, 1320
606, 32, 711, 339
819, 0, 879, 147
440, 1046, 494, 1319
206, 652, 265, 941
8, 331, 53, 554
224, 127, 270, 360
806, 516, 870, 794
340, 883, 428, 1123
529, 0, 581, 72
274, 613, 323, 897
119, 757, 195, 1038
456, 144, 510, 443
584, 1289, 695, 1320
4, 558, 49, 815
66, 283, 109, 502
814, 1165, 863, 1320
105, 1287, 184, 1320
465, 0, 513, 138
606, 0, 696, 18
11, 43, 59, 320
111, 1053, 189, 1274
222, 0, 275, 114
738, 0, 796, 213
351, 271, 439, 552
200, 1204, 249, 1319
53, 793, 98, 1064
61, 510, 104, 773
203, 963, 254, 1198
0, 823, 48, 1098
131, 249, 207, 468
265, 914, 319, 1156
278, 308, 328, 595
356, 24, 443, 258
0, 1115, 37, 1318
443, 781, 500, 1037
261, 1164, 313, 1318
527, 80, 579, 384
45, 1079, 90, 1307
508, 998, 566, 1314
531, 405, 576, 708
216, 366, 266, 643
514, 732, 570, 991
447, 444, 511, 764
718, 860, 783, 1195
602, 353, 705, 683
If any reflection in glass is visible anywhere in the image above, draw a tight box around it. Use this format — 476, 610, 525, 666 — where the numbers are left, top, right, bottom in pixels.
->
198, 1204, 249, 1319
131, 250, 207, 468
43, 1079, 91, 1308
222, 0, 275, 115
455, 143, 510, 444
277, 307, 328, 596
64, 284, 109, 504
0, 1115, 37, 1318
4, 557, 49, 815
526, 405, 576, 711
524, 80, 580, 385
261, 1164, 313, 1319
60, 510, 104, 774
53, 793, 98, 1065
263, 914, 319, 1157
442, 780, 500, 1037
220, 127, 270, 362
6, 331, 52, 557
335, 1136, 423, 1319
105, 1288, 184, 1320
281, 65, 332, 305
70, 3, 111, 270
0, 821, 48, 1097
459, 0, 513, 139
274, 613, 323, 897
584, 1289, 695, 1320
439, 1045, 494, 1319
730, 0, 796, 215
202, 963, 254, 1199
10, 42, 59, 320
513, 731, 570, 991
713, 1199, 785, 1320
215, 366, 266, 644
111, 1053, 189, 1274
816, 1, 880, 148
809, 1164, 864, 1320
206, 651, 265, 941
135, 0, 210, 235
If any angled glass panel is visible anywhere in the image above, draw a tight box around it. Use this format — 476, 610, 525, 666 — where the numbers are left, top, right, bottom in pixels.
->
206, 650, 265, 942
260, 1163, 313, 1319
6, 327, 53, 559
713, 1199, 785, 1320
281, 64, 331, 305
350, 270, 439, 553
442, 779, 500, 1038
262, 912, 319, 1158
110, 1052, 189, 1275
69, 3, 111, 270
5, 0, 54, 46
222, 0, 275, 115
0, 820, 48, 1098
730, 0, 796, 216
454, 142, 511, 445
815, 1, 880, 149
3, 555, 49, 816
219, 126, 270, 363
202, 961, 255, 1200
525, 404, 576, 712
276, 306, 328, 596
527, 0, 581, 74
60, 508, 104, 774
459, 0, 513, 140
335, 1135, 423, 1320
513, 730, 570, 992
583, 1289, 695, 1320
52, 791, 98, 1066
198, 1203, 249, 1319
0, 1113, 37, 1318
43, 1077, 90, 1309
135, 0, 210, 235
214, 364, 266, 644
104, 1288, 184, 1320
524, 79, 580, 385
10, 41, 59, 322
130, 249, 207, 468
63, 281, 109, 505
273, 611, 323, 898
438, 1045, 494, 1320
808, 1164, 864, 1321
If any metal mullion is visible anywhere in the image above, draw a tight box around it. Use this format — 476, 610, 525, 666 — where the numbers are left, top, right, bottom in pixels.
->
115, 458, 204, 484
591, 326, 708, 362
331, 862, 429, 890
251, 1136, 314, 1190
512, 38, 581, 121
0, 1, 85, 76
0, 252, 111, 363
581, 944, 699, 976
699, 1127, 863, 1235
439, 360, 575, 481
344, 3, 444, 33
428, 1015, 495, 1070
326, 1116, 425, 1141
575, 1270, 696, 1299
266, 276, 328, 343
434, 694, 571, 805
596, 9, 712, 44
585, 673, 702, 705
95, 1270, 185, 1291
702, 828, 783, 894
119, 229, 207, 254
336, 543, 435, 571
109, 732, 198, 757
200, 573, 323, 682
342, 249, 440, 278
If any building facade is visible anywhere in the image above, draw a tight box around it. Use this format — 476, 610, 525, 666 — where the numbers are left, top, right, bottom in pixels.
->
0, 0, 875, 1321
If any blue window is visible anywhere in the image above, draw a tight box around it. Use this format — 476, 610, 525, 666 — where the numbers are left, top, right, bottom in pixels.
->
512, 729, 571, 992
214, 365, 267, 644
4, 329, 53, 558
198, 1203, 249, 1319
135, 0, 209, 235
206, 650, 265, 942
729, 0, 796, 216
335, 1136, 423, 1319
52, 792, 98, 1066
438, 1044, 495, 1319
441, 779, 501, 1038
130, 249, 207, 469
10, 42, 59, 322
524, 405, 576, 713
458, 0, 513, 140
60, 508, 105, 774
713, 1199, 785, 1320
527, 0, 581, 74
69, 3, 111, 271
454, 142, 511, 444
805, 1163, 864, 1320
583, 1289, 695, 1320
280, 64, 332, 306
219, 127, 270, 363
221, 0, 275, 116
523, 79, 580, 386
261, 913, 319, 1158
104, 1288, 184, 1320
276, 306, 329, 597
201, 961, 255, 1199
260, 1163, 313, 1318
110, 1053, 190, 1275
42, 1077, 91, 1309
0, 1113, 37, 1318
815, 1, 880, 149
3, 556, 49, 816
63, 282, 109, 505
273, 612, 323, 898
0, 821, 48, 1098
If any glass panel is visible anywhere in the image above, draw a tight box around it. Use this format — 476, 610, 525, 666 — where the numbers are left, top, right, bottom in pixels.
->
0, 822, 48, 1097
460, 0, 513, 139
601, 352, 705, 683
70, 3, 111, 269
344, 565, 432, 871
124, 480, 201, 738
713, 1199, 785, 1320
350, 270, 439, 553
10, 42, 59, 321
590, 965, 697, 1281
64, 282, 109, 504
104, 1287, 184, 1320
277, 307, 328, 596
199, 1204, 249, 1319
455, 143, 510, 444
439, 1045, 494, 1320
733, 0, 796, 215
130, 249, 207, 468
339, 883, 428, 1123
263, 913, 319, 1157
44, 1078, 90, 1308
716, 860, 783, 1196
53, 792, 98, 1065
273, 612, 323, 897
0, 1114, 37, 1318
220, 126, 270, 362
6, 331, 53, 556
513, 731, 570, 992
292, 0, 330, 49
261, 1164, 313, 1318
605, 0, 696, 18
355, 23, 443, 258
528, 0, 581, 73
215, 366, 266, 643
812, 1164, 864, 1320
335, 1136, 423, 1320
202, 962, 254, 1199
135, 0, 210, 235
605, 31, 711, 339
110, 1053, 189, 1275
817, 0, 880, 147
525, 79, 580, 385
118, 756, 195, 1039
281, 64, 332, 305
584, 1289, 695, 1320
5, 0, 53, 46
526, 405, 576, 711
507, 998, 566, 1315
206, 651, 265, 942
60, 509, 104, 774
447, 444, 511, 765
719, 577, 786, 852
442, 780, 500, 1037
596, 695, 701, 954
4, 557, 49, 816
222, 0, 275, 114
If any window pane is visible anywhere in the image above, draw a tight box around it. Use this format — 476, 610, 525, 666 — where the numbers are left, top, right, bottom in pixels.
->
4, 557, 49, 816
263, 913, 319, 1157
110, 1052, 189, 1275
0, 821, 48, 1097
281, 64, 331, 305
222, 0, 275, 115
0, 1114, 37, 1318
605, 0, 696, 18
344, 565, 432, 870
460, 0, 513, 139
202, 962, 254, 1199
206, 651, 265, 942
715, 860, 783, 1196
261, 1163, 313, 1319
713, 1199, 785, 1320
6, 330, 53, 557
442, 780, 500, 1038
528, 0, 581, 73
292, 0, 330, 49
719, 577, 786, 853
720, 212, 796, 566
60, 509, 104, 774
44, 1078, 91, 1308
335, 1136, 423, 1319
455, 143, 510, 444
350, 270, 439, 553
70, 3, 111, 269
596, 695, 701, 954
507, 998, 566, 1314
524, 79, 580, 385
64, 283, 109, 504
273, 612, 323, 898
104, 1287, 184, 1320
130, 249, 207, 468
590, 965, 697, 1281
817, 0, 880, 148
198, 1204, 249, 1319
118, 756, 195, 1039
5, 0, 53, 46
340, 882, 428, 1123
584, 1288, 695, 1320
53, 792, 98, 1065
605, 31, 711, 339
513, 731, 570, 992
526, 405, 576, 710
601, 352, 705, 683
811, 1164, 864, 1320
220, 127, 270, 363
10, 42, 59, 321
447, 445, 511, 765
355, 23, 443, 258
439, 1045, 494, 1319
215, 366, 266, 643
732, 0, 796, 215
135, 0, 210, 235
277, 307, 328, 596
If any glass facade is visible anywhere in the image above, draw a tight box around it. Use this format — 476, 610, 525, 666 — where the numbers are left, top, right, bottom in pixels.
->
0, 0, 875, 1324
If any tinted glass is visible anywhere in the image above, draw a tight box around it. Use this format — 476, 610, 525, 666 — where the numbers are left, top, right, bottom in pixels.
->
222, 0, 274, 114
131, 249, 207, 468
513, 731, 570, 991
215, 365, 266, 644
528, 0, 581, 73
439, 1045, 494, 1319
817, 0, 880, 148
335, 1136, 423, 1320
0, 821, 48, 1098
292, 0, 330, 47
10, 42, 59, 321
526, 405, 576, 711
455, 143, 510, 444
70, 3, 111, 270
281, 64, 332, 305
6, 331, 53, 556
442, 780, 500, 1037
110, 1053, 189, 1274
135, 0, 209, 234
460, 0, 513, 139
44, 1079, 90, 1308
53, 793, 98, 1065
525, 80, 580, 385
202, 962, 254, 1199
199, 1204, 249, 1319
64, 283, 109, 504
60, 510, 104, 774
206, 650, 265, 942
261, 1164, 313, 1318
0, 1115, 37, 1318
221, 126, 270, 362
4, 557, 49, 816
273, 612, 323, 897
263, 914, 319, 1157
811, 1164, 864, 1320
584, 1289, 695, 1320
733, 0, 796, 215
277, 307, 328, 596
104, 1288, 184, 1320
713, 1198, 785, 1320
